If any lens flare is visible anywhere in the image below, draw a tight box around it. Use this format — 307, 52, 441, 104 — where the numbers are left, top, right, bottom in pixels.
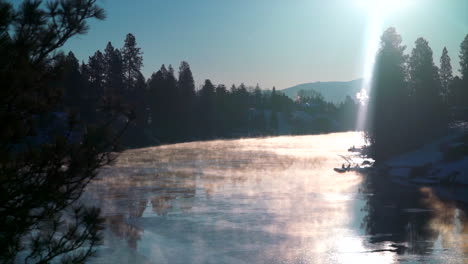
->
356, 0, 411, 14
354, 0, 414, 130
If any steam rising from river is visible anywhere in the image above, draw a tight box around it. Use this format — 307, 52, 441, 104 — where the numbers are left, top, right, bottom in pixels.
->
84, 132, 468, 263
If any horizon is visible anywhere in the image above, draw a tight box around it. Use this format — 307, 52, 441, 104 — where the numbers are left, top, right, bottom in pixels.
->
48, 0, 468, 89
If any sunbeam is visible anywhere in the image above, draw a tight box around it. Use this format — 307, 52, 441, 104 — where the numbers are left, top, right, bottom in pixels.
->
354, 0, 415, 130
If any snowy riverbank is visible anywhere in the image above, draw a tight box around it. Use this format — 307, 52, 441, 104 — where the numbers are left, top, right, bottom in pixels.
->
385, 131, 468, 186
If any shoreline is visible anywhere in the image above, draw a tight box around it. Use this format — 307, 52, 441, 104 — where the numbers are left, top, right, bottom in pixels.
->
374, 130, 468, 204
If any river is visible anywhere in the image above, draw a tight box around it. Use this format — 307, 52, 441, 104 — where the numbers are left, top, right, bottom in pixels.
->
84, 132, 468, 263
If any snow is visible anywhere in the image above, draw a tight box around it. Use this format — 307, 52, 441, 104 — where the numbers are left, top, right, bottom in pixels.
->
386, 135, 457, 168
385, 132, 468, 185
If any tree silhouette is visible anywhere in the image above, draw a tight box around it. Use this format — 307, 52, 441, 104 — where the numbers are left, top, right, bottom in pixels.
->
365, 28, 453, 160
85, 50, 106, 121
103, 42, 124, 98
366, 27, 409, 159
122, 33, 144, 92
408, 37, 446, 140
460, 35, 468, 105
148, 65, 178, 141
439, 47, 453, 103
177, 61, 196, 138
460, 35, 468, 81
120, 34, 146, 146
409, 38, 441, 103
197, 79, 216, 137
62, 52, 85, 113
214, 84, 229, 136
0, 1, 129, 263
50, 25, 466, 152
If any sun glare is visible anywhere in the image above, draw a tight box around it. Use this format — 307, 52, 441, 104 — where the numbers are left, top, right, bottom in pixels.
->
357, 0, 411, 15
354, 0, 414, 130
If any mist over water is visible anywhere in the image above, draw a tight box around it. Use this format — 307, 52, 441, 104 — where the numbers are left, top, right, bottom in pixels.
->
84, 132, 468, 264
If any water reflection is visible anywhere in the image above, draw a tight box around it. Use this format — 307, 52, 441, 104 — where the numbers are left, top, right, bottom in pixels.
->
361, 169, 468, 263
83, 132, 468, 263
421, 187, 468, 261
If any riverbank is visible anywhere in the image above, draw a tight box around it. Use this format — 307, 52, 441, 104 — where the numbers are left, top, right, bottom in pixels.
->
380, 128, 468, 203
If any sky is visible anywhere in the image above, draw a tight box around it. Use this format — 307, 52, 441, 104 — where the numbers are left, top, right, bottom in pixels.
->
55, 0, 468, 90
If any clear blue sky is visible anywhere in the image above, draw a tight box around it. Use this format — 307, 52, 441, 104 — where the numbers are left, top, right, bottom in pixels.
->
56, 0, 468, 89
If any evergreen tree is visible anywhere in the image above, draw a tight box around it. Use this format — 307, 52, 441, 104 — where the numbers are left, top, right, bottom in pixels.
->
148, 65, 178, 141
120, 34, 146, 146
451, 76, 464, 107
103, 42, 124, 97
408, 37, 446, 138
87, 50, 106, 109
62, 51, 84, 113
122, 33, 143, 92
460, 34, 468, 82
460, 35, 468, 105
82, 50, 106, 121
439, 47, 453, 102
214, 84, 228, 136
177, 61, 196, 138
0, 1, 126, 263
198, 79, 216, 137
254, 84, 263, 109
271, 86, 278, 111
409, 38, 442, 103
338, 95, 358, 131
79, 61, 98, 122
178, 61, 196, 98
366, 27, 409, 159
148, 67, 165, 132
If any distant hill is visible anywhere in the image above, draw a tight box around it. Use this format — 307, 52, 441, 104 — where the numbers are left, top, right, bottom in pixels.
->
281, 79, 363, 104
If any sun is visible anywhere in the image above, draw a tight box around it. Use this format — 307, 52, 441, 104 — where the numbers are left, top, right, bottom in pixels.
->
353, 0, 414, 130
356, 0, 411, 15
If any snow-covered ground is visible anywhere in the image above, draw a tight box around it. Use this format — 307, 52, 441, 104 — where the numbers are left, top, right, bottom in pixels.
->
385, 132, 468, 185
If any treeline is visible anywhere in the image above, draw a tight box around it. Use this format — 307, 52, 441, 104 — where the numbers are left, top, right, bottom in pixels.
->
59, 34, 358, 147
366, 28, 468, 160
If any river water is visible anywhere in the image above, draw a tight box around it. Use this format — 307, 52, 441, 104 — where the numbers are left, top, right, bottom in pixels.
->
84, 132, 468, 263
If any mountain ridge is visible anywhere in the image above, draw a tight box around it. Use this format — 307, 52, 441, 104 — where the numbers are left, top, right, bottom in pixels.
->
281, 79, 363, 104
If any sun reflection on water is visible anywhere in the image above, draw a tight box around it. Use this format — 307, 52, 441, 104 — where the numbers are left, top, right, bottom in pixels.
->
83, 132, 468, 263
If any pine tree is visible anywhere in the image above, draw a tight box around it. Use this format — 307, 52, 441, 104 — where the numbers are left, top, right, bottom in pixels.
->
408, 37, 446, 139
0, 1, 125, 263
271, 86, 278, 111
460, 34, 468, 82
85, 50, 107, 122
365, 27, 409, 159
79, 61, 98, 122
177, 61, 196, 138
460, 34, 468, 105
178, 61, 196, 98
119, 34, 147, 146
408, 38, 441, 104
198, 79, 216, 137
439, 47, 453, 103
214, 84, 228, 136
254, 84, 263, 109
87, 50, 106, 99
103, 42, 124, 96
62, 51, 84, 112
147, 65, 178, 141
122, 33, 143, 92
